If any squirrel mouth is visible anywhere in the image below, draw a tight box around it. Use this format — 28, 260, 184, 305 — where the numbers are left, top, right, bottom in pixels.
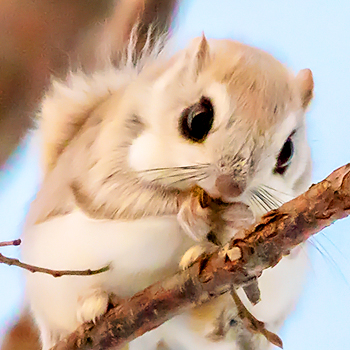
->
194, 185, 246, 209
197, 175, 246, 205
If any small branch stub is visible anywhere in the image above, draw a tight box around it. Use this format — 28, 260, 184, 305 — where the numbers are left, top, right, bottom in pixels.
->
0, 239, 21, 247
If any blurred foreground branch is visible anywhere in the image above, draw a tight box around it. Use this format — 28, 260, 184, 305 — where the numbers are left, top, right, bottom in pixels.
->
50, 164, 350, 350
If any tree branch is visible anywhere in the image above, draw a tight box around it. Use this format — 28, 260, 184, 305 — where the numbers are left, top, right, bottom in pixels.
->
48, 163, 350, 350
0, 239, 109, 277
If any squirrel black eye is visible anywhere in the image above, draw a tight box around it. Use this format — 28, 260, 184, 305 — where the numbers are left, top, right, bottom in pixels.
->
274, 136, 294, 175
179, 96, 214, 142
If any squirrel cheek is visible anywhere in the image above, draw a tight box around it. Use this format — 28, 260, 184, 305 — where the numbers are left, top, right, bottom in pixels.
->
128, 133, 162, 172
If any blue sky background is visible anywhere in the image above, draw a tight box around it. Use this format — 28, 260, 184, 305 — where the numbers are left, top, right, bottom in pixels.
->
1, 1, 350, 348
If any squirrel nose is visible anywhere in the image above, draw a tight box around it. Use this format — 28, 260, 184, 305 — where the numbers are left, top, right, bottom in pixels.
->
215, 175, 244, 198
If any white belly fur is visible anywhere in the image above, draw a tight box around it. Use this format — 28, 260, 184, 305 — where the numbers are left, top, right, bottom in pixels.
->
21, 210, 308, 349
21, 210, 193, 334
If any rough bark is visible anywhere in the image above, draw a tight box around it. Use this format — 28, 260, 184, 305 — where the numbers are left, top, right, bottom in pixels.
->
50, 163, 350, 350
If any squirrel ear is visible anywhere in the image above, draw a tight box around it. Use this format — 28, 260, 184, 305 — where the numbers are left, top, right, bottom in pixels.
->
296, 68, 314, 108
187, 33, 210, 77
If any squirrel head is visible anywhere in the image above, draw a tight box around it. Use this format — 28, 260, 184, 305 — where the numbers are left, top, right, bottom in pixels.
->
126, 35, 314, 213
37, 34, 313, 220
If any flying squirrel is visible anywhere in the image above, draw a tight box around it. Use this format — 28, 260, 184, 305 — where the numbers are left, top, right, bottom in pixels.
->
18, 34, 314, 350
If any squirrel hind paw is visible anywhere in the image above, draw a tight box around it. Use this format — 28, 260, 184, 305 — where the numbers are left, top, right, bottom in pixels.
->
77, 289, 109, 324
179, 242, 217, 270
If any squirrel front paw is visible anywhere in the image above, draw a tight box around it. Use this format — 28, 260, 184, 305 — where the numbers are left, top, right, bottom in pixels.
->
221, 202, 255, 231
177, 187, 211, 242
77, 288, 109, 324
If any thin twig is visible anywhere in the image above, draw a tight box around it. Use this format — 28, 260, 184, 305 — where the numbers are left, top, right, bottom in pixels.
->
0, 239, 109, 277
231, 288, 283, 348
0, 239, 21, 247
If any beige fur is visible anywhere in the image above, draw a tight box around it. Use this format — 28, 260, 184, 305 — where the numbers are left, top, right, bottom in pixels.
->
22, 35, 313, 350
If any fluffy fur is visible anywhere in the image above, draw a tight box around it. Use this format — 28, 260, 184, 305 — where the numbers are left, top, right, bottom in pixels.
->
21, 35, 313, 350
